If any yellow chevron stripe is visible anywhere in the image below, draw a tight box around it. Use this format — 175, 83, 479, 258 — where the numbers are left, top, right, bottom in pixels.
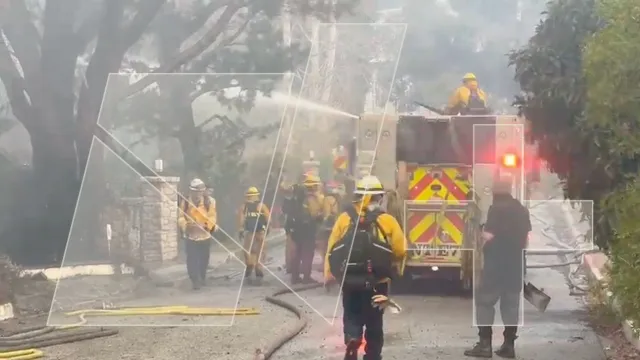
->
408, 213, 435, 243
443, 167, 470, 194
438, 214, 463, 245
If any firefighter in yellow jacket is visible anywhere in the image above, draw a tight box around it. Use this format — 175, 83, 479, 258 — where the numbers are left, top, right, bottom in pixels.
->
238, 186, 271, 281
178, 178, 217, 290
324, 175, 406, 360
318, 181, 344, 265
280, 180, 296, 274
445, 73, 490, 115
289, 173, 324, 284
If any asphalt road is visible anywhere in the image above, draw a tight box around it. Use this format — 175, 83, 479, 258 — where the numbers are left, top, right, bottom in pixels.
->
41, 198, 605, 360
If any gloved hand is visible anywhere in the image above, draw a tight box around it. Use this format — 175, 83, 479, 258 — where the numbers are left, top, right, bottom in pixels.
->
371, 294, 402, 313
324, 274, 336, 292
371, 294, 390, 310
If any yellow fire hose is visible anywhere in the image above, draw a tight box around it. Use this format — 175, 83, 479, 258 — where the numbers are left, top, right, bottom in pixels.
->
0, 305, 259, 359
0, 349, 43, 360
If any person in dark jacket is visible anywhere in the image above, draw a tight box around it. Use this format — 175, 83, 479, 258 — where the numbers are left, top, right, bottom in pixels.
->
464, 179, 531, 359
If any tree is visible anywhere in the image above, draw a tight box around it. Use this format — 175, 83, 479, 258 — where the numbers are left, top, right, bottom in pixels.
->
0, 0, 359, 264
508, 0, 608, 245
582, 0, 640, 326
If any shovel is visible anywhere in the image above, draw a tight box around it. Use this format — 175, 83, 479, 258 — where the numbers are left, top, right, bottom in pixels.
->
523, 281, 551, 313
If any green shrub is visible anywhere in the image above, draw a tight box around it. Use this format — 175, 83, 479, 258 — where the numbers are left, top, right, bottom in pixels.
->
602, 182, 640, 329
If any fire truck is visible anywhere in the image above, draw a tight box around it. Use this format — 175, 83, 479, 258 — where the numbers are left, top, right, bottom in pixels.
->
339, 113, 533, 291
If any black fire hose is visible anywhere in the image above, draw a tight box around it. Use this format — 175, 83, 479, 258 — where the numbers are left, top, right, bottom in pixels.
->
0, 325, 118, 353
258, 282, 324, 359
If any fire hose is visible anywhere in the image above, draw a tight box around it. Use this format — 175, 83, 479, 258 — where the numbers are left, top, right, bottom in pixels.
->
0, 305, 259, 359
256, 283, 324, 360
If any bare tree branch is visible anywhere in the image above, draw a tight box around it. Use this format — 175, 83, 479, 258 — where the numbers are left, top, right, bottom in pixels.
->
74, 9, 102, 53
123, 1, 246, 99
75, 0, 126, 163
183, 0, 232, 36
187, 12, 251, 73
119, 0, 166, 52
2, 0, 42, 96
0, 32, 31, 127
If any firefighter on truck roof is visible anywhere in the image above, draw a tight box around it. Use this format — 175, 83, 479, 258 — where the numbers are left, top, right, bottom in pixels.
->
237, 186, 271, 283
445, 73, 490, 115
325, 175, 407, 360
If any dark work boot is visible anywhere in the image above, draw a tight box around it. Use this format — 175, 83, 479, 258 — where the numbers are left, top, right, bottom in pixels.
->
255, 268, 264, 278
495, 336, 517, 358
344, 338, 360, 360
244, 266, 253, 278
301, 276, 316, 284
363, 353, 382, 360
464, 338, 492, 358
191, 280, 200, 290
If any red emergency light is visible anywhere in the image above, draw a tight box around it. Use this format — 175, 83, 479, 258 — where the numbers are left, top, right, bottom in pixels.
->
501, 153, 519, 168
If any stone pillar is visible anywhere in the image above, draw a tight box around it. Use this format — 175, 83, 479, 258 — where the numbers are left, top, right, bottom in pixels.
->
140, 176, 180, 264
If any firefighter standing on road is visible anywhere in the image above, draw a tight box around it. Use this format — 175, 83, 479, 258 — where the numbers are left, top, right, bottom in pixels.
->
178, 178, 217, 290
237, 186, 271, 282
280, 180, 295, 274
464, 179, 531, 359
289, 173, 324, 284
445, 73, 490, 115
319, 181, 344, 266
325, 175, 407, 360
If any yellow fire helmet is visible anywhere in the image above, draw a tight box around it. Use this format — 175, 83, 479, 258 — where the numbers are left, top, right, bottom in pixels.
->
462, 73, 477, 82
245, 186, 260, 197
303, 173, 321, 187
354, 175, 385, 195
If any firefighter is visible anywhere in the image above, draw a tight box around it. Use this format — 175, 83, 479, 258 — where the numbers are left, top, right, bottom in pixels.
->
319, 181, 344, 265
178, 178, 217, 290
289, 173, 324, 284
238, 186, 271, 282
464, 179, 531, 359
325, 175, 407, 360
280, 180, 296, 274
445, 73, 490, 115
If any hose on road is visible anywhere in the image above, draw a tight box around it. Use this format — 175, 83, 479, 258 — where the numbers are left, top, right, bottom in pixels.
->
0, 305, 259, 359
258, 282, 324, 360
0, 327, 118, 359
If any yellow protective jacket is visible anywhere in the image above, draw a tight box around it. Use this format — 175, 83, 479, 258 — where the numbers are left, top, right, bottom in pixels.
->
237, 202, 271, 232
304, 192, 325, 219
323, 194, 341, 220
178, 196, 217, 241
446, 83, 487, 115
324, 207, 407, 283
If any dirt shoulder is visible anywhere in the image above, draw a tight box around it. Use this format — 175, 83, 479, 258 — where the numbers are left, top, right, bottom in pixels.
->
584, 285, 640, 360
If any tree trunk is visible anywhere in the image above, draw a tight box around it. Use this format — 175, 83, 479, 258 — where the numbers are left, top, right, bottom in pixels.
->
177, 102, 204, 185
22, 127, 79, 265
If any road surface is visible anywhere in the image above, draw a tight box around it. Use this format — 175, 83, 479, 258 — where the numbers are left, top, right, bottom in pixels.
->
40, 199, 605, 360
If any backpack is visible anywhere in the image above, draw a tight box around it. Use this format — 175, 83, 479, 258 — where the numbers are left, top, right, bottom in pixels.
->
328, 207, 394, 289
182, 196, 214, 214
464, 89, 489, 115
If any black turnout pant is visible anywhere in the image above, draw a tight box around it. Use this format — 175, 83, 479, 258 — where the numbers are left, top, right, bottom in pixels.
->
290, 225, 316, 279
342, 283, 388, 360
475, 284, 521, 339
185, 238, 212, 284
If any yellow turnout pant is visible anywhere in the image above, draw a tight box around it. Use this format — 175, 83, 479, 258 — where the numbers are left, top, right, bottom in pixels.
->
243, 231, 266, 271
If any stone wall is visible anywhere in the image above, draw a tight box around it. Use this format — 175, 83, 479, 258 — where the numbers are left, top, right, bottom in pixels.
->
140, 176, 180, 264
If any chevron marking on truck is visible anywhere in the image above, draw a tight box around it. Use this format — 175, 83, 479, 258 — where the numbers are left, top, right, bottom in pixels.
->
407, 212, 464, 245
406, 165, 470, 247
